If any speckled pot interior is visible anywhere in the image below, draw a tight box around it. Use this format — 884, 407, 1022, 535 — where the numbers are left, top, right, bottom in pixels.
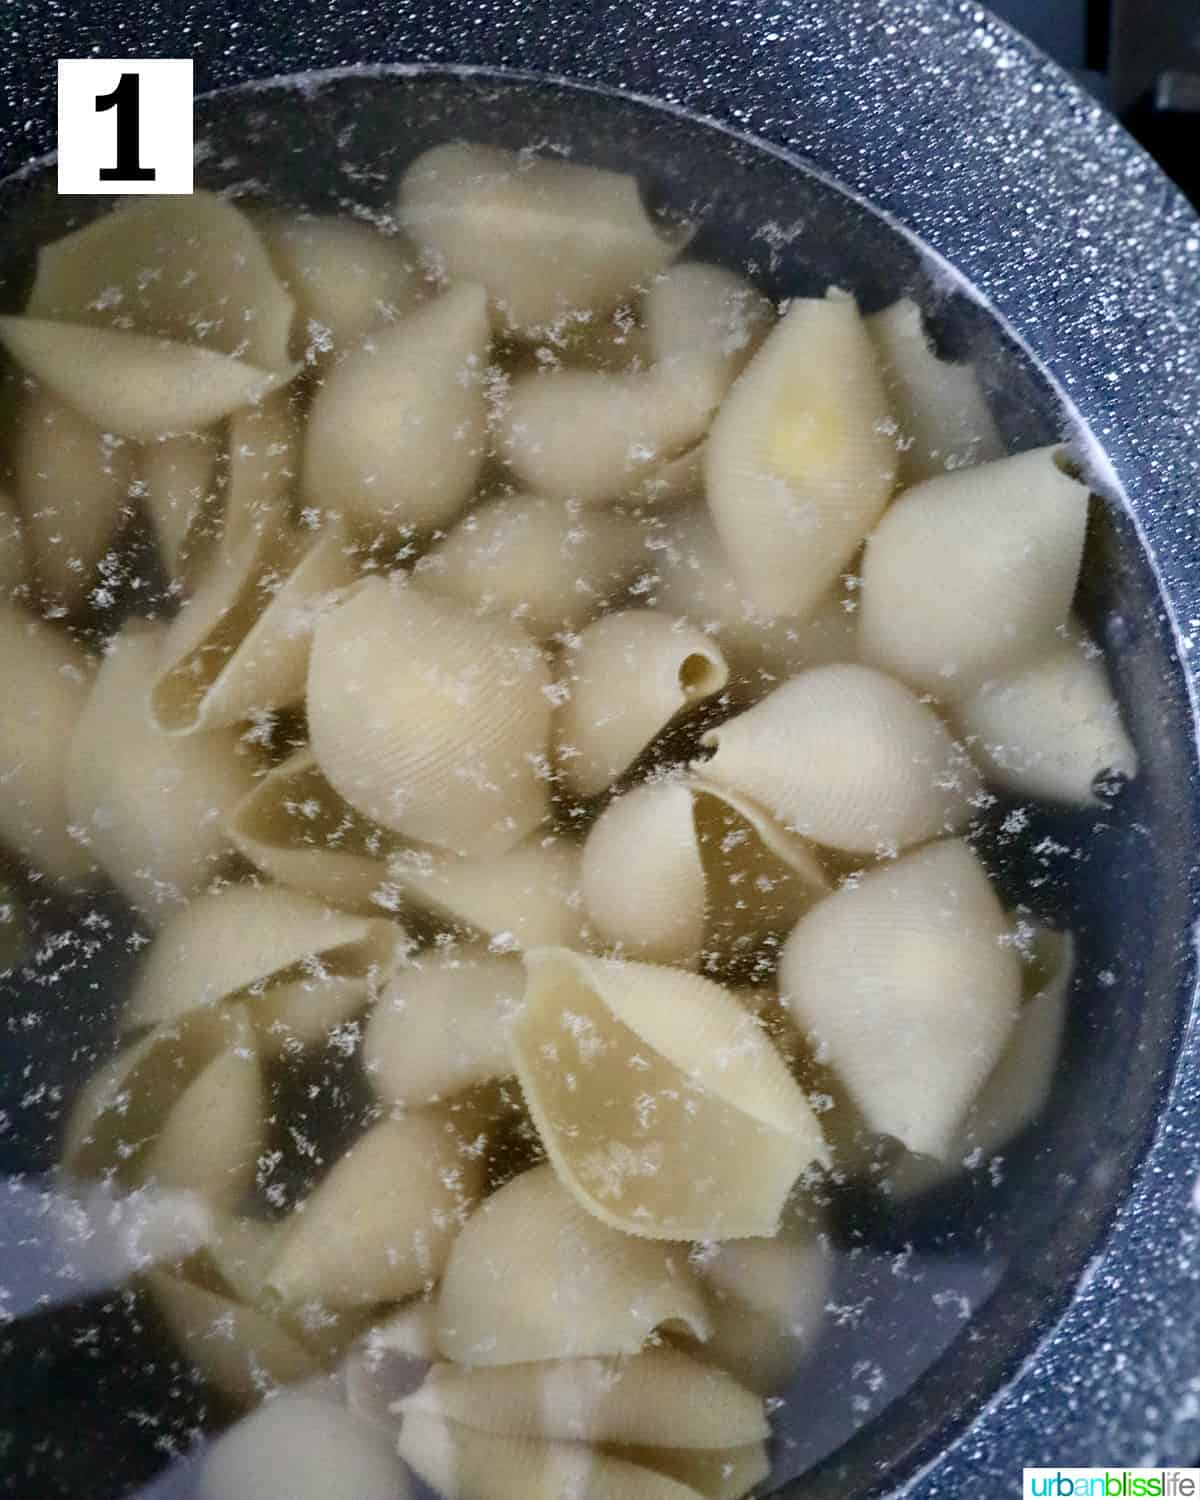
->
0, 6, 1198, 1499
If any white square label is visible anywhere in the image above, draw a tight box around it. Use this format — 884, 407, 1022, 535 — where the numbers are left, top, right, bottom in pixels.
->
58, 59, 194, 195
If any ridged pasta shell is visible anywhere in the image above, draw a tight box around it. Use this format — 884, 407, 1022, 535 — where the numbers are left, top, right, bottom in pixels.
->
858, 446, 1090, 695
146, 1271, 320, 1407
500, 358, 725, 508
0, 601, 94, 882
582, 776, 828, 969
122, 883, 403, 1036
0, 318, 298, 442
27, 192, 294, 372
400, 1350, 766, 1449
62, 1005, 239, 1183
142, 1006, 264, 1210
867, 299, 1003, 484
695, 1222, 833, 1394
556, 610, 729, 798
344, 1301, 439, 1428
151, 521, 355, 735
435, 1163, 710, 1366
386, 832, 587, 950
139, 431, 221, 581
207, 1215, 287, 1306
364, 947, 523, 1105
264, 1112, 486, 1310
14, 389, 132, 613
890, 928, 1075, 1198
698, 663, 981, 855
197, 1388, 408, 1500
778, 839, 1021, 1158
957, 636, 1138, 804
513, 949, 828, 1239
65, 618, 258, 916
705, 293, 898, 618
0, 485, 27, 594
308, 577, 552, 858
227, 748, 395, 913
399, 1416, 708, 1500
396, 143, 684, 337
643, 263, 772, 384
647, 505, 858, 684
419, 494, 645, 640
302, 282, 490, 535
611, 1443, 769, 1500
224, 388, 300, 553
263, 213, 423, 356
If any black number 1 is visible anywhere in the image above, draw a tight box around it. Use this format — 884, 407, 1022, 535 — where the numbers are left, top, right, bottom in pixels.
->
96, 73, 156, 183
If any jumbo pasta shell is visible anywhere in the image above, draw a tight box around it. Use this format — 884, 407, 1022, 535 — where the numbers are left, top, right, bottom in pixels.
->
611, 1443, 769, 1500
307, 576, 553, 858
364, 946, 523, 1105
858, 446, 1090, 695
0, 601, 94, 883
14, 389, 132, 614
778, 839, 1021, 1159
302, 282, 490, 534
581, 776, 828, 969
396, 143, 684, 336
705, 293, 898, 618
698, 663, 981, 855
867, 299, 1003, 484
419, 494, 645, 641
344, 1300, 440, 1428
223, 388, 300, 553
500, 358, 725, 508
644, 263, 772, 383
399, 1350, 766, 1448
556, 610, 729, 798
0, 318, 298, 442
66, 618, 258, 917
122, 882, 402, 1035
435, 1163, 710, 1366
264, 1112, 485, 1310
957, 636, 1138, 804
513, 950, 828, 1239
139, 431, 221, 581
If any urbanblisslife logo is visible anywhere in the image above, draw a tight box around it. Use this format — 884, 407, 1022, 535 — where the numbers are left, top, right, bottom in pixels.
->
1024, 1472, 1200, 1498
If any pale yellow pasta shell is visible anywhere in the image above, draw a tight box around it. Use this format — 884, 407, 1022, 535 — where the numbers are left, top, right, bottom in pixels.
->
399, 1415, 708, 1500
0, 601, 93, 882
556, 610, 729, 798
396, 143, 684, 336
779, 838, 1021, 1158
223, 388, 300, 554
705, 293, 898, 618
611, 1443, 769, 1500
513, 949, 828, 1239
890, 928, 1075, 1198
139, 431, 221, 581
66, 618, 258, 916
696, 1222, 833, 1394
631, 443, 705, 509
14, 389, 132, 613
122, 882, 402, 1034
582, 776, 828, 968
146, 1271, 320, 1407
364, 946, 523, 1105
501, 357, 725, 508
386, 833, 587, 950
207, 1215, 287, 1306
307, 577, 552, 858
197, 1388, 409, 1500
263, 213, 423, 356
957, 636, 1138, 805
698, 663, 982, 855
419, 494, 645, 640
0, 485, 27, 594
151, 522, 355, 735
858, 446, 1090, 695
303, 282, 490, 534
264, 1112, 485, 1310
344, 1301, 440, 1428
435, 1163, 710, 1366
643, 263, 772, 383
142, 1006, 264, 1211
867, 299, 1003, 484
227, 747, 395, 913
400, 1349, 766, 1449
0, 318, 298, 442
28, 192, 294, 371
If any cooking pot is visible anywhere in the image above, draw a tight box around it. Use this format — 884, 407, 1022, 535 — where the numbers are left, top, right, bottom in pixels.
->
0, 3, 1198, 1496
